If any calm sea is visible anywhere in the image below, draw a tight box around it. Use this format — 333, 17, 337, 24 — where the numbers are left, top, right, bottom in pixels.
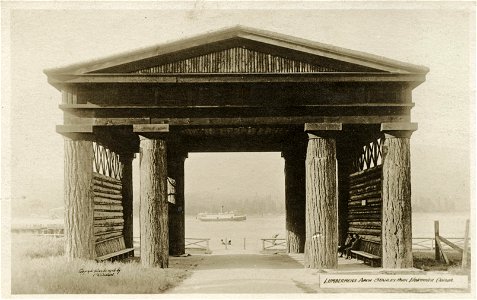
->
136, 211, 470, 252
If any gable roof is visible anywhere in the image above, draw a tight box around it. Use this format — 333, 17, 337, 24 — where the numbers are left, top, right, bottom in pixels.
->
44, 26, 429, 77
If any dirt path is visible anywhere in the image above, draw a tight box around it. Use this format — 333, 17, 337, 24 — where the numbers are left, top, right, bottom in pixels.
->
167, 251, 318, 293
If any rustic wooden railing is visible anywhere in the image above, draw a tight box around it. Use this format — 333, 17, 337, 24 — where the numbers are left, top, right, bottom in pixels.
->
434, 219, 470, 268
185, 238, 210, 252
261, 238, 286, 250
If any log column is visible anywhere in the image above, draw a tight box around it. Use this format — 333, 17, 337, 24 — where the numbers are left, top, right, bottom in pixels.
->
64, 136, 96, 260
282, 149, 306, 253
168, 153, 187, 256
119, 152, 135, 249
336, 143, 354, 246
381, 123, 416, 269
139, 136, 169, 268
304, 123, 341, 269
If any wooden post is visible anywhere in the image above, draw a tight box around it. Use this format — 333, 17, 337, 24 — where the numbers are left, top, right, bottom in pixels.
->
304, 123, 341, 269
168, 154, 186, 256
435, 220, 440, 261
64, 137, 96, 260
120, 152, 134, 249
381, 128, 414, 268
139, 136, 168, 268
462, 219, 469, 268
283, 149, 306, 253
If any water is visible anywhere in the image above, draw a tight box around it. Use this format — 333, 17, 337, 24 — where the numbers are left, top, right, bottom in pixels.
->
131, 211, 470, 252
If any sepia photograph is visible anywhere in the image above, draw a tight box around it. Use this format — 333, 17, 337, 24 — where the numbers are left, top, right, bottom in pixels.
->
1, 0, 475, 298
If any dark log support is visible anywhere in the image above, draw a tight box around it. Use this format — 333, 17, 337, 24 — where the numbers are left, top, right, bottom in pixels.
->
119, 153, 134, 249
381, 130, 413, 268
139, 137, 169, 268
304, 124, 340, 269
168, 154, 186, 256
64, 138, 96, 260
337, 154, 353, 246
283, 151, 306, 253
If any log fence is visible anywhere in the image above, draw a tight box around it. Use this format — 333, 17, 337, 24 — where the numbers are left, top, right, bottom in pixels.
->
261, 238, 286, 251
434, 219, 471, 267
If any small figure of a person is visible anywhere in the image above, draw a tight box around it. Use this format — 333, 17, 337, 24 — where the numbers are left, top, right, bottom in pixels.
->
338, 233, 354, 257
221, 239, 225, 245
228, 240, 232, 245
345, 234, 361, 259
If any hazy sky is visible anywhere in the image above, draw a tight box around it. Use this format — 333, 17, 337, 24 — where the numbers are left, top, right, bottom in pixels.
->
2, 2, 475, 215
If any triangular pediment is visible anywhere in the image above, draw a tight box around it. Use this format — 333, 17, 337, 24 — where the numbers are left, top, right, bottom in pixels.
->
134, 46, 339, 74
44, 26, 429, 76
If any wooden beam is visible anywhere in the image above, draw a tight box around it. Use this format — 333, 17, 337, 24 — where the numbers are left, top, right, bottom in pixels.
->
59, 103, 416, 110
435, 236, 450, 265
304, 123, 342, 132
438, 236, 463, 254
133, 124, 169, 133
48, 73, 426, 85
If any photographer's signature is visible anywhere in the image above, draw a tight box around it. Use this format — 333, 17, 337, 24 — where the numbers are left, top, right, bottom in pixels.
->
79, 268, 121, 277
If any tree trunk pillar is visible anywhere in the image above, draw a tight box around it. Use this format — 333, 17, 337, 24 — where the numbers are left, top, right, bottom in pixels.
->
64, 138, 96, 260
304, 123, 341, 269
119, 152, 135, 249
283, 151, 306, 253
381, 125, 415, 269
168, 153, 187, 256
139, 136, 169, 268
336, 147, 354, 247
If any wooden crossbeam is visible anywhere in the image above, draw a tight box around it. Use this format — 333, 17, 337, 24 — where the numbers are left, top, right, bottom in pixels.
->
438, 236, 463, 254
435, 236, 450, 265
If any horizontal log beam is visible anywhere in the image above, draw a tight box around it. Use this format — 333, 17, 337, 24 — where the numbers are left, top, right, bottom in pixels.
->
349, 178, 381, 190
93, 179, 122, 191
49, 73, 427, 84
349, 190, 381, 201
60, 103, 416, 110
348, 214, 381, 220
94, 211, 123, 219
94, 226, 124, 234
348, 227, 381, 236
93, 191, 122, 200
94, 204, 123, 212
94, 197, 122, 205
95, 231, 123, 242
94, 218, 124, 226
93, 173, 121, 185
93, 185, 122, 195
349, 184, 381, 195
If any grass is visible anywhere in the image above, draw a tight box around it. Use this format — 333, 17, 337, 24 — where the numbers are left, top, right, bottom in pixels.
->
413, 250, 471, 274
11, 234, 189, 294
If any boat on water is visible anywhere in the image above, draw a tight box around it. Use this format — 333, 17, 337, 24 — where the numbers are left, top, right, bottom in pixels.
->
197, 206, 246, 222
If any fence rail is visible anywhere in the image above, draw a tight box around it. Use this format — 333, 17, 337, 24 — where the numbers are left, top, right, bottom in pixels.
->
185, 238, 211, 252
261, 238, 286, 251
412, 237, 471, 251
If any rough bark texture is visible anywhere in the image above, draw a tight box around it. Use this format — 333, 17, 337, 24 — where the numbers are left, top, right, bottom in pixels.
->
140, 138, 168, 268
305, 137, 338, 269
64, 139, 96, 260
120, 153, 134, 249
382, 137, 413, 268
168, 156, 186, 256
284, 155, 306, 253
